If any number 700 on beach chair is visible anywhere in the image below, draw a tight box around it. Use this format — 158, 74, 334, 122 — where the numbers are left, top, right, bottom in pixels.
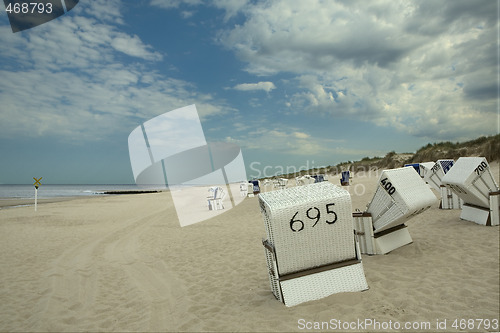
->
259, 182, 369, 307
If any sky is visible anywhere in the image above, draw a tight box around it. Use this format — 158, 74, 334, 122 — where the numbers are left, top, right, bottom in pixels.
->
0, 0, 498, 184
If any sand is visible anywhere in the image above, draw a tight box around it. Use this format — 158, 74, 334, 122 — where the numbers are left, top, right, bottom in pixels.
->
0, 197, 82, 209
0, 163, 499, 332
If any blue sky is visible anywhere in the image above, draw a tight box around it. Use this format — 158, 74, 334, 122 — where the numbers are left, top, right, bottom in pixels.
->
0, 0, 498, 184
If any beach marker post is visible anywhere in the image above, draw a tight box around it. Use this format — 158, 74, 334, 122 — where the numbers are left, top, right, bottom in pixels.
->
33, 177, 42, 211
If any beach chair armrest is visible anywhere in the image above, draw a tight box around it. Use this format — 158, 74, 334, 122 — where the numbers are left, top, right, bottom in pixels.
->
262, 238, 275, 254
262, 239, 279, 278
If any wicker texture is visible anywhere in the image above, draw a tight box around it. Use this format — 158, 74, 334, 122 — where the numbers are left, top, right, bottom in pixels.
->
367, 167, 437, 233
424, 160, 454, 191
263, 245, 282, 302
279, 263, 368, 307
259, 182, 356, 275
419, 162, 435, 179
352, 214, 376, 255
439, 186, 463, 209
441, 157, 499, 208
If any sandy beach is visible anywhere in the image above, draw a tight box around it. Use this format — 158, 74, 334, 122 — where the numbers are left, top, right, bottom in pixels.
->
0, 163, 498, 332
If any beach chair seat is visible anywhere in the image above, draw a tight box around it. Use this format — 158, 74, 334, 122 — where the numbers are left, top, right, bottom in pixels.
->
261, 179, 273, 192
354, 167, 437, 255
259, 182, 368, 307
312, 175, 324, 183
295, 175, 309, 186
295, 175, 313, 186
441, 157, 499, 226
304, 175, 315, 185
404, 163, 420, 175
207, 186, 225, 210
239, 182, 248, 197
418, 162, 435, 179
439, 186, 463, 210
340, 171, 350, 186
273, 178, 288, 190
248, 180, 260, 197
424, 159, 454, 191
422, 159, 462, 209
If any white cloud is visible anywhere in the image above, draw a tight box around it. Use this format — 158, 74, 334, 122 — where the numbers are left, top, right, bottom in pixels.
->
0, 0, 228, 142
213, 0, 250, 20
150, 0, 249, 20
240, 126, 343, 157
149, 0, 203, 9
293, 132, 309, 139
217, 0, 498, 141
232, 81, 276, 92
181, 11, 195, 19
77, 0, 124, 25
111, 34, 162, 61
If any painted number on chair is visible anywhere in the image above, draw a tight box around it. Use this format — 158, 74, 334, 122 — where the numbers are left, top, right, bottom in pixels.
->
289, 203, 337, 232
431, 163, 440, 173
380, 178, 396, 195
474, 161, 488, 176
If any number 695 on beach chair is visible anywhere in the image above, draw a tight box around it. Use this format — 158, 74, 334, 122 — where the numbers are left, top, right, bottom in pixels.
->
259, 182, 369, 307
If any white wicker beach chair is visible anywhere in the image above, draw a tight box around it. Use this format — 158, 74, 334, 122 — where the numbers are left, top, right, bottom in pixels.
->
418, 162, 435, 179
404, 163, 420, 175
207, 186, 225, 210
439, 186, 463, 210
259, 182, 368, 307
424, 159, 454, 191
240, 182, 248, 197
304, 175, 315, 185
273, 178, 288, 190
340, 171, 350, 186
295, 175, 314, 186
353, 167, 437, 255
247, 180, 260, 197
261, 179, 273, 192
421, 159, 463, 209
441, 157, 499, 226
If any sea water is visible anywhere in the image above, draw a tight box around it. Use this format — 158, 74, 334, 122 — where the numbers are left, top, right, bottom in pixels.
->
0, 184, 164, 199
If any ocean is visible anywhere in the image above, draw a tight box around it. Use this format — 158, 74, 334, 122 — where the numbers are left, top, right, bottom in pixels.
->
0, 184, 166, 199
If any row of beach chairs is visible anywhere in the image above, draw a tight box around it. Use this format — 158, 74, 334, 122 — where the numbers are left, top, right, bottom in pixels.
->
407, 157, 499, 225
245, 174, 330, 196
258, 156, 499, 306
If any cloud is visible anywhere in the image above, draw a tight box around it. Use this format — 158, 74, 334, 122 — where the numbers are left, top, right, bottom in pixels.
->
181, 11, 195, 19
217, 0, 498, 141
232, 81, 276, 92
150, 0, 249, 20
77, 0, 124, 24
212, 0, 250, 20
149, 0, 203, 9
217, 0, 423, 74
0, 0, 228, 142
111, 34, 162, 61
293, 132, 309, 139
238, 126, 343, 157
